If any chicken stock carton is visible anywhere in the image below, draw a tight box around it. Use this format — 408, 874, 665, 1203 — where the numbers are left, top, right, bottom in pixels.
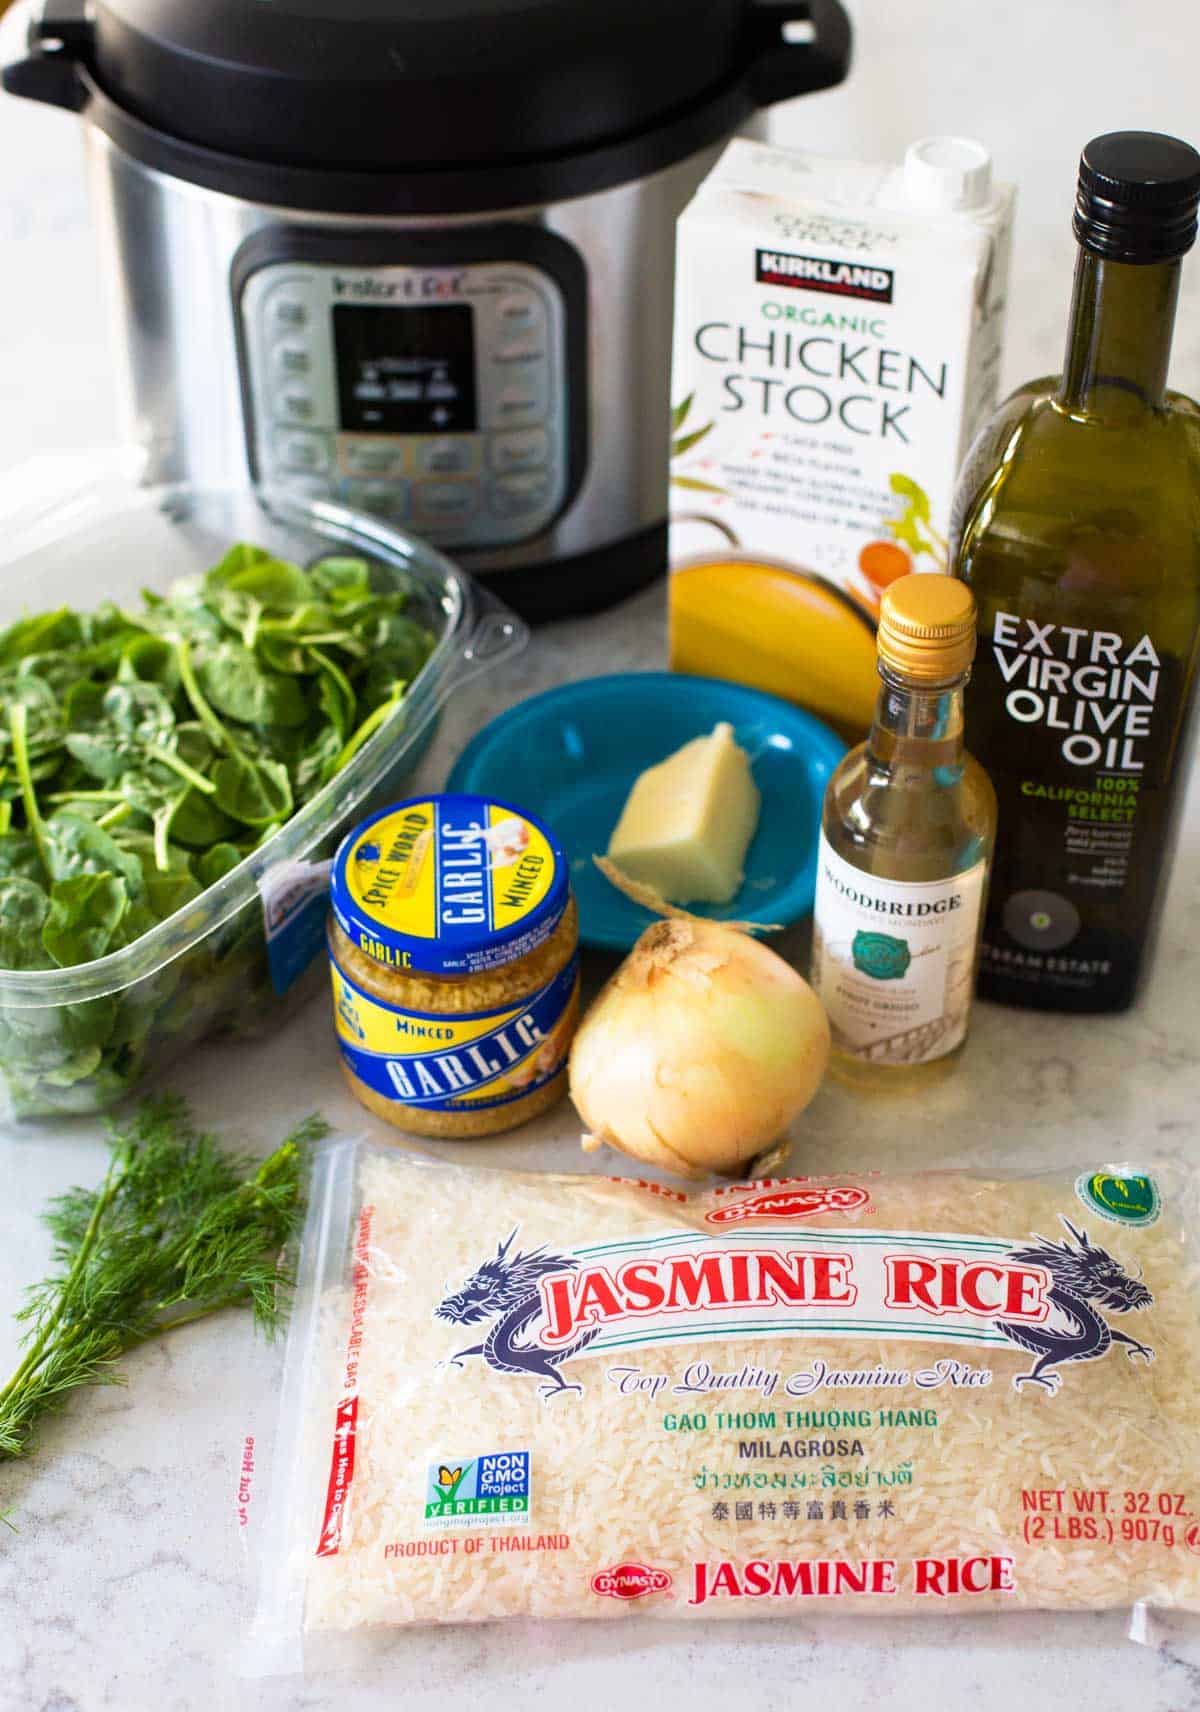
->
669, 138, 1015, 734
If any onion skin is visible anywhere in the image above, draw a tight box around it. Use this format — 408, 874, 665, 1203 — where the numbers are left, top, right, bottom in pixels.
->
569, 918, 829, 1179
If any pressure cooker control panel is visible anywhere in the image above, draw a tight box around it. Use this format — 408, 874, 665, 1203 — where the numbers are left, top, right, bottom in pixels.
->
232, 228, 588, 552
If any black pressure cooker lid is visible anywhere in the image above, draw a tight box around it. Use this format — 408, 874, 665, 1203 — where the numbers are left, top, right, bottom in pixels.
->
100, 0, 752, 170
5, 0, 850, 210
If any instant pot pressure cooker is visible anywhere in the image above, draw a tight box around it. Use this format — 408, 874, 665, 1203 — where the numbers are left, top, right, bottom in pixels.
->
2, 0, 850, 619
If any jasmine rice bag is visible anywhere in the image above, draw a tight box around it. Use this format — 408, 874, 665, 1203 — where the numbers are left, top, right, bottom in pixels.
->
250, 1142, 1200, 1661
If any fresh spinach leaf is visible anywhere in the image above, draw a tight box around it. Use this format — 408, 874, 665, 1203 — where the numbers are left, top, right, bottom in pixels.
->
196, 842, 246, 887
0, 676, 63, 757
0, 878, 53, 970
43, 812, 145, 900
42, 872, 129, 967
118, 634, 180, 692
312, 649, 356, 743
310, 555, 371, 606
214, 556, 313, 609
211, 753, 293, 827
161, 787, 238, 850
196, 643, 310, 730
0, 608, 83, 665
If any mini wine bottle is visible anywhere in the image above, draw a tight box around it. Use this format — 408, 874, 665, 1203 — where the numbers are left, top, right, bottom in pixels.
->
811, 574, 996, 1081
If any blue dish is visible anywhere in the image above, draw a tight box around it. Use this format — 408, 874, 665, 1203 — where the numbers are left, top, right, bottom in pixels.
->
446, 672, 846, 952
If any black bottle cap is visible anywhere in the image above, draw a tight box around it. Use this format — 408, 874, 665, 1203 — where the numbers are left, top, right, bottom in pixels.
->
1075, 132, 1200, 263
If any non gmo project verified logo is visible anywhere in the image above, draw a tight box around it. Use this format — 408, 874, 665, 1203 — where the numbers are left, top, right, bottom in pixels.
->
424, 1450, 531, 1528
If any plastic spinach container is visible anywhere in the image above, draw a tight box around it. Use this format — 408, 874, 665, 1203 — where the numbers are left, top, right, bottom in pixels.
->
0, 479, 527, 1120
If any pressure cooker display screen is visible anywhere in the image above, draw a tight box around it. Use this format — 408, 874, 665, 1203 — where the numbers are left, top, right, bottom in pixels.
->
333, 304, 477, 433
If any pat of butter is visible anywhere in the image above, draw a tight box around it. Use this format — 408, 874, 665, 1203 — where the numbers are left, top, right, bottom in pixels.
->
607, 722, 760, 905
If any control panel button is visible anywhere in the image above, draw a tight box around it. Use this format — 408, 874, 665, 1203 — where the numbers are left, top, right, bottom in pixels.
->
494, 333, 546, 364
415, 438, 478, 476
490, 472, 552, 519
272, 340, 313, 379
343, 439, 407, 477
494, 378, 548, 426
416, 480, 479, 521
343, 479, 410, 519
275, 388, 317, 423
265, 288, 312, 333
496, 292, 544, 331
273, 429, 332, 475
489, 428, 549, 474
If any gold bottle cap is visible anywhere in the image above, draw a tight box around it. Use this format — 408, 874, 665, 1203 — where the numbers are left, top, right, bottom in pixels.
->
877, 573, 977, 684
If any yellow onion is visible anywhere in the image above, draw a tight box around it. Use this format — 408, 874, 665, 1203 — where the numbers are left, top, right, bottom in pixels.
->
569, 915, 829, 1179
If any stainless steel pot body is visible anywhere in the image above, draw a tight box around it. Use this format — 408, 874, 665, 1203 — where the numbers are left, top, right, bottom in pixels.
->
83, 128, 737, 588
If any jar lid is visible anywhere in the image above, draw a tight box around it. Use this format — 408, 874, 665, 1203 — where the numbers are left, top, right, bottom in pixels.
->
331, 794, 569, 977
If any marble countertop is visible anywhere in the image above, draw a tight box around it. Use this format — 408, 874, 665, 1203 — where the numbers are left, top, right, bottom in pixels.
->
3, 2, 1200, 1707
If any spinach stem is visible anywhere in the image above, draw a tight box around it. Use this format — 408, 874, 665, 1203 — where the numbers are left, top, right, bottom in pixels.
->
334, 682, 407, 773
174, 638, 242, 760
47, 791, 124, 803
145, 744, 217, 795
153, 805, 175, 874
8, 704, 51, 882
309, 646, 356, 738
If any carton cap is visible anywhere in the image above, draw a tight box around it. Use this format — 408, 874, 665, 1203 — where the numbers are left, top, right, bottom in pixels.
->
904, 137, 994, 212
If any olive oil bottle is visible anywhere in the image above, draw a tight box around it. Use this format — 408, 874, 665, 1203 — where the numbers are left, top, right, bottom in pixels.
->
952, 132, 1200, 1012
812, 574, 996, 1083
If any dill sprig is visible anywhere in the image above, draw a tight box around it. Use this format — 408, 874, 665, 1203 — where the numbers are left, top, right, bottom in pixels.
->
0, 1095, 327, 1466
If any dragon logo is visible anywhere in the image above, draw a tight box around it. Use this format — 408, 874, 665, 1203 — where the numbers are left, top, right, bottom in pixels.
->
998, 1217, 1154, 1395
436, 1230, 600, 1401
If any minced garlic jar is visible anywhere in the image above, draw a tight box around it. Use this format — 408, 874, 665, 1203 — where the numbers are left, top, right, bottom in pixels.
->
328, 793, 579, 1139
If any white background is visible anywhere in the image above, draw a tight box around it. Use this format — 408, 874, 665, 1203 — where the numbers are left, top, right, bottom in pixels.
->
2, 2, 1200, 1710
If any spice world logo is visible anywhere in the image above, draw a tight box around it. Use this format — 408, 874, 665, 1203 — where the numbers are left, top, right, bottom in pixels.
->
591, 1562, 673, 1601
756, 247, 895, 303
707, 1186, 872, 1226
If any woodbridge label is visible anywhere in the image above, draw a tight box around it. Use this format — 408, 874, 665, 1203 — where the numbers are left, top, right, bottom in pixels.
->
756, 247, 895, 303
811, 836, 987, 1065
